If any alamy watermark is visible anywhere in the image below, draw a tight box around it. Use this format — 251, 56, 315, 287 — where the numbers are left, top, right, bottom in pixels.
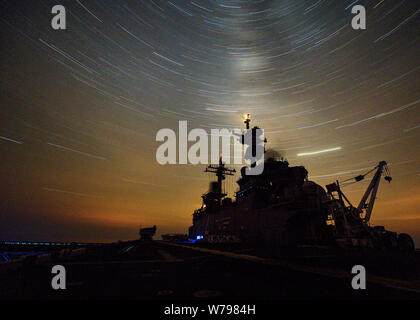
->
351, 265, 366, 290
51, 5, 66, 30
51, 265, 66, 290
351, 5, 366, 30
155, 121, 265, 175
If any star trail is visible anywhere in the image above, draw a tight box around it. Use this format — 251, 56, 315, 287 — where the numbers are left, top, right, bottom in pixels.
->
0, 0, 419, 244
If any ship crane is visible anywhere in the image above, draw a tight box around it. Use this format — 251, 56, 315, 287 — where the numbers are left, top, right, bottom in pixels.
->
326, 161, 415, 251
355, 161, 391, 222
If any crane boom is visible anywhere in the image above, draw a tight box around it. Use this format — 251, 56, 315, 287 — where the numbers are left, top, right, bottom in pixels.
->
357, 161, 391, 222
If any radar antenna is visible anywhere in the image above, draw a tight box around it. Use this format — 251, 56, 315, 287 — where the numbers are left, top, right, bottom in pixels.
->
205, 157, 236, 195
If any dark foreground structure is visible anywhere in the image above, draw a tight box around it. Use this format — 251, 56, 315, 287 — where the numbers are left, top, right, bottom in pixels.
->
1, 240, 420, 300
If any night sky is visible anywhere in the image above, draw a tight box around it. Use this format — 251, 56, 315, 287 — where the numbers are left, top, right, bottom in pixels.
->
0, 1, 419, 245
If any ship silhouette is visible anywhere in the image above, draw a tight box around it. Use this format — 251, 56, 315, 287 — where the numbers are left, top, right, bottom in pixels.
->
188, 115, 415, 251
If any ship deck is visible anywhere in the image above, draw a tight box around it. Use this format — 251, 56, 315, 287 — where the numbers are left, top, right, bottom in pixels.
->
1, 240, 420, 300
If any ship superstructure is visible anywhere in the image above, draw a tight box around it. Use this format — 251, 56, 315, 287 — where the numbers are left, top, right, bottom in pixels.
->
189, 115, 415, 251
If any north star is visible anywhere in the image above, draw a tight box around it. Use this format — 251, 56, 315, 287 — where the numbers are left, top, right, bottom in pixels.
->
164, 304, 199, 318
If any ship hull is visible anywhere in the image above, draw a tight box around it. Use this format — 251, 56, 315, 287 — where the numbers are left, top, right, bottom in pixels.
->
189, 188, 332, 247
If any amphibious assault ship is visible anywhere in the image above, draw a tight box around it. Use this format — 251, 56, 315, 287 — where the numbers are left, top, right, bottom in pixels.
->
189, 115, 415, 251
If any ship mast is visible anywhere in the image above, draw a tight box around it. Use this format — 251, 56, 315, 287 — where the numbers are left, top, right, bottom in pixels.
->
205, 157, 236, 195
244, 113, 251, 129
241, 114, 267, 167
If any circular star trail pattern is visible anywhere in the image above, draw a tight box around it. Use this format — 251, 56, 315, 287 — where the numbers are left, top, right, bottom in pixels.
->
0, 0, 419, 244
